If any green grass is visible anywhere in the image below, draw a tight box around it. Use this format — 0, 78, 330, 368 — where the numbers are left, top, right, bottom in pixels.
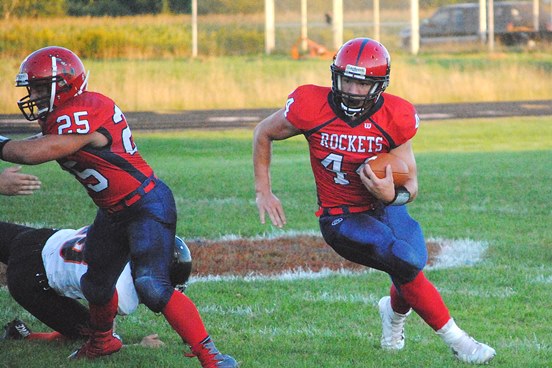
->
1, 116, 552, 367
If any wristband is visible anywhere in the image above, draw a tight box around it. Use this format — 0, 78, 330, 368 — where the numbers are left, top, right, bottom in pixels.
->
388, 186, 410, 206
0, 135, 12, 161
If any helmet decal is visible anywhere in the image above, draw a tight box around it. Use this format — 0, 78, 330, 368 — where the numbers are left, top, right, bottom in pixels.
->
344, 64, 367, 78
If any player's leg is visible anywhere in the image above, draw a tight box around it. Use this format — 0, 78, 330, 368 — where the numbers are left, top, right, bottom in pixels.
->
81, 212, 127, 330
396, 270, 495, 363
0, 221, 34, 263
129, 181, 237, 368
72, 211, 128, 359
391, 207, 495, 363
320, 207, 449, 323
322, 206, 496, 363
380, 206, 451, 328
319, 209, 427, 350
319, 207, 427, 281
377, 206, 491, 360
6, 227, 90, 339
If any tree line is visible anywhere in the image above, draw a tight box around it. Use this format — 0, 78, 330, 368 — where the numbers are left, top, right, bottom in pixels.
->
1, 0, 481, 19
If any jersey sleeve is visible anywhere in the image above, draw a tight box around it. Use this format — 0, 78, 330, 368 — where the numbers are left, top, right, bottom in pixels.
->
284, 85, 331, 131
383, 94, 420, 146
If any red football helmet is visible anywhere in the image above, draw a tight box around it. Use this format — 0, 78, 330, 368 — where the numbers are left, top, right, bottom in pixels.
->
330, 38, 391, 117
15, 46, 88, 121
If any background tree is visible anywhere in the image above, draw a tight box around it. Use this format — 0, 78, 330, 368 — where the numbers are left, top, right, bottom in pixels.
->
1, 0, 64, 19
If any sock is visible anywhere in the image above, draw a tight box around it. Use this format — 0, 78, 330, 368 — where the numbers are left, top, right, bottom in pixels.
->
396, 272, 451, 330
26, 331, 65, 341
89, 290, 118, 332
390, 283, 411, 314
162, 290, 209, 347
436, 318, 463, 344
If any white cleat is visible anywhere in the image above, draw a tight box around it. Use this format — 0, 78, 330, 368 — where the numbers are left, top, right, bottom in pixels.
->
437, 319, 496, 364
378, 296, 412, 350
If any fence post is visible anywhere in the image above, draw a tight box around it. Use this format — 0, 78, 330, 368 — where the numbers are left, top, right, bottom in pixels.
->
192, 0, 198, 57
332, 0, 343, 50
265, 0, 275, 55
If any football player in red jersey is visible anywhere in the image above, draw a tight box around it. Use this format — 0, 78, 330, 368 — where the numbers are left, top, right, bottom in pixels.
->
0, 46, 237, 367
253, 38, 495, 364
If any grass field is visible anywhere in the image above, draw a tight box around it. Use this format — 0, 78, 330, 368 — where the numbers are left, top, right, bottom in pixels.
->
1, 116, 551, 367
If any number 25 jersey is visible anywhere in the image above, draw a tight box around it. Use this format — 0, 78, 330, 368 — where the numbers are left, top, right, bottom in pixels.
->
40, 91, 154, 208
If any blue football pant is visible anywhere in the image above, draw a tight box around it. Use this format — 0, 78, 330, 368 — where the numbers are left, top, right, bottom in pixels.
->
319, 205, 427, 285
81, 180, 177, 313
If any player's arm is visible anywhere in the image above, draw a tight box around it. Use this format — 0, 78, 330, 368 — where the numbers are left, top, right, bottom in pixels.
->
388, 140, 418, 201
0, 132, 107, 165
361, 140, 418, 204
253, 108, 301, 228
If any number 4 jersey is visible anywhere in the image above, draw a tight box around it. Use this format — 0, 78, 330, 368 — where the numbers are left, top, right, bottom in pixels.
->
284, 85, 419, 211
40, 91, 154, 208
41, 226, 139, 316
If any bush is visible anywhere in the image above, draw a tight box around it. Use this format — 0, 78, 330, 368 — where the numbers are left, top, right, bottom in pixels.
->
1, 0, 65, 19
197, 0, 262, 15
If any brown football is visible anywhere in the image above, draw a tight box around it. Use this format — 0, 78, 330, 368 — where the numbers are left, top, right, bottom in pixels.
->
365, 153, 410, 186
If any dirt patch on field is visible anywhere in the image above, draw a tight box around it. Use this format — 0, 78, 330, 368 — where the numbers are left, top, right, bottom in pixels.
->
0, 236, 442, 285
187, 236, 443, 276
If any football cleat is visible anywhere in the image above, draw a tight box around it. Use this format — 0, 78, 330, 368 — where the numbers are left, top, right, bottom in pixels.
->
437, 319, 496, 364
188, 336, 239, 368
68, 329, 122, 359
0, 319, 32, 340
378, 296, 411, 350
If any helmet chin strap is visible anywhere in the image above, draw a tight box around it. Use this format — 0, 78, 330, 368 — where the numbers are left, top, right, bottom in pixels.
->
340, 102, 363, 117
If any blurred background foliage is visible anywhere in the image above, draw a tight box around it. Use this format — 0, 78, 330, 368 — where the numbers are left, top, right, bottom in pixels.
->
1, 0, 482, 18
2, 0, 551, 111
1, 0, 506, 59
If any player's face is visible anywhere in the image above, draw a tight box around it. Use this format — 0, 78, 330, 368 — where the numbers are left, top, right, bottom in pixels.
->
340, 77, 373, 107
29, 84, 50, 110
29, 84, 49, 100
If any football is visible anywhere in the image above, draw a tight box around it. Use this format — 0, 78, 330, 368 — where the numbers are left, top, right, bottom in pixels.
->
365, 153, 410, 186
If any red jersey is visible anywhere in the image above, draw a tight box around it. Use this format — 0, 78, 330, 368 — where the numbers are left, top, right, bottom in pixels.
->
284, 85, 419, 212
41, 91, 154, 208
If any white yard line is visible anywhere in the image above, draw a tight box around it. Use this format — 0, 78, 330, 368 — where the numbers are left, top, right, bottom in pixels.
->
425, 237, 489, 270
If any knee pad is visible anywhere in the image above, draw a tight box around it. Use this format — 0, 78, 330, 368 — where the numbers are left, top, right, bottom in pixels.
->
134, 275, 173, 313
390, 239, 428, 283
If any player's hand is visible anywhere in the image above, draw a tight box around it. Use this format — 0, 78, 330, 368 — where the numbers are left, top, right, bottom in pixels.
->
360, 163, 396, 203
0, 166, 41, 196
139, 334, 165, 348
255, 191, 286, 228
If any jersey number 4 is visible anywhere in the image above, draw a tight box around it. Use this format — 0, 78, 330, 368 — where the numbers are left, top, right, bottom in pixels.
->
321, 153, 350, 185
321, 153, 369, 185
